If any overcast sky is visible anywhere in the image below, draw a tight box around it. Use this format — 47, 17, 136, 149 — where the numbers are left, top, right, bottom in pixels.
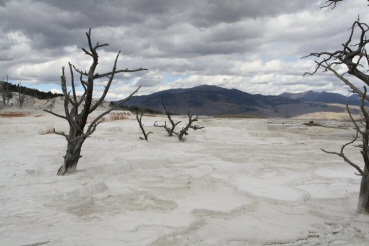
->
1, 0, 369, 99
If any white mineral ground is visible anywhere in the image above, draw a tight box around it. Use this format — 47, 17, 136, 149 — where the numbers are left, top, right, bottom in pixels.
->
1, 107, 369, 245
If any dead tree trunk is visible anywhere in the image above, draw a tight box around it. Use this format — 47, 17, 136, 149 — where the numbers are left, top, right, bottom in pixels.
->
60, 140, 83, 174
136, 111, 152, 141
45, 29, 147, 175
154, 99, 181, 136
304, 19, 369, 213
358, 165, 369, 213
178, 112, 204, 141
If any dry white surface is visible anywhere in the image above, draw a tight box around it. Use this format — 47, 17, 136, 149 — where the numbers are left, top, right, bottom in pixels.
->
1, 110, 369, 245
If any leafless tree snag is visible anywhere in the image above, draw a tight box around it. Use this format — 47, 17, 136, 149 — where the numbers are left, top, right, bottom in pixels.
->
45, 29, 147, 175
304, 14, 369, 213
1, 74, 12, 106
17, 84, 26, 108
136, 111, 152, 141
178, 112, 204, 141
154, 99, 181, 136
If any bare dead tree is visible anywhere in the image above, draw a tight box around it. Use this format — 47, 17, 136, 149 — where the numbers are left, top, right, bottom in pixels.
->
154, 98, 181, 136
178, 112, 204, 141
17, 83, 26, 108
136, 111, 152, 141
304, 13, 369, 213
1, 74, 12, 106
45, 29, 147, 175
321, 88, 369, 213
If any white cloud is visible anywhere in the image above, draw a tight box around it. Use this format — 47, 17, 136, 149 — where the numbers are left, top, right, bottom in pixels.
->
63, 45, 77, 53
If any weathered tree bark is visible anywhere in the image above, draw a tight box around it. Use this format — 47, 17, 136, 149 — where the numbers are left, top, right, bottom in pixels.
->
45, 29, 147, 175
305, 18, 369, 213
357, 166, 369, 213
58, 140, 83, 175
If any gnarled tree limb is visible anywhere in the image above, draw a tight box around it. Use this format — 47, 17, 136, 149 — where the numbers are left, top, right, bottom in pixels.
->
178, 112, 204, 141
136, 111, 152, 141
154, 98, 181, 136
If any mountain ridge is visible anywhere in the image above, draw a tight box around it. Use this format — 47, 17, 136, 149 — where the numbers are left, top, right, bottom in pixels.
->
279, 90, 360, 105
114, 85, 358, 117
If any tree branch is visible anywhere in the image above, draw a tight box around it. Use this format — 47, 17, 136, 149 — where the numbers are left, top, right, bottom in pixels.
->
178, 112, 204, 141
321, 129, 364, 176
324, 65, 369, 101
43, 109, 67, 120
69, 63, 77, 104
136, 111, 152, 141
86, 86, 141, 134
320, 0, 343, 9
346, 104, 363, 135
93, 67, 148, 79
52, 128, 69, 140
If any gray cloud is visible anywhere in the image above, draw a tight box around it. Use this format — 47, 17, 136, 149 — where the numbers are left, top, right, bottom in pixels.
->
1, 0, 368, 98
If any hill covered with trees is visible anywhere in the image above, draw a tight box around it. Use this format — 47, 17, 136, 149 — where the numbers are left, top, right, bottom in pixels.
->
0, 80, 62, 100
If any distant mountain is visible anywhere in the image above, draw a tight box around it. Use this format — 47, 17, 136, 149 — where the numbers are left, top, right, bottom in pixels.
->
113, 85, 354, 117
279, 90, 361, 105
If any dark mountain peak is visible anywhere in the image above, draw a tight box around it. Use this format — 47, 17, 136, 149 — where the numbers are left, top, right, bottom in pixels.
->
115, 84, 298, 116
191, 85, 252, 96
182, 84, 243, 93
191, 84, 217, 90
